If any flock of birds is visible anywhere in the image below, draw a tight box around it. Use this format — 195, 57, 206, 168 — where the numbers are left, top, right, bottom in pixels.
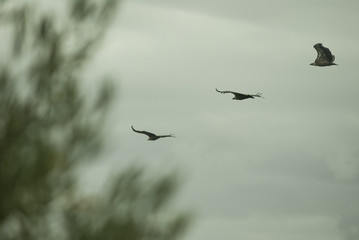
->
132, 43, 337, 141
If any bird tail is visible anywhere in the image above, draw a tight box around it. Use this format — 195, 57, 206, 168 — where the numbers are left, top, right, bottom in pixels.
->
254, 93, 264, 99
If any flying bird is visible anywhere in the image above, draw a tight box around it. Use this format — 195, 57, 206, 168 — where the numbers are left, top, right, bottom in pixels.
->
131, 126, 174, 141
310, 43, 337, 66
215, 88, 263, 100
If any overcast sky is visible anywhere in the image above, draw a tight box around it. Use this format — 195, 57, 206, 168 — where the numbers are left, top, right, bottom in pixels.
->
82, 1, 359, 240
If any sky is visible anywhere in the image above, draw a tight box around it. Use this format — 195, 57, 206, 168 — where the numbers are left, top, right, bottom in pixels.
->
79, 0, 359, 240
2, 0, 358, 239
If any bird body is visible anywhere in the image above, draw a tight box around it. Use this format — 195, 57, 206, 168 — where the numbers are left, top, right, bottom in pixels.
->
215, 88, 263, 100
310, 43, 337, 66
131, 126, 174, 141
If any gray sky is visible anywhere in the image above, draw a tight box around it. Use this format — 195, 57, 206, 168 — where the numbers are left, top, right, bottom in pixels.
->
82, 1, 359, 240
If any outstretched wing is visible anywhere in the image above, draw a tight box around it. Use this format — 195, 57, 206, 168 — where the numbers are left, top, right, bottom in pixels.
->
216, 88, 255, 100
314, 43, 335, 62
216, 88, 241, 96
158, 134, 175, 139
131, 126, 157, 138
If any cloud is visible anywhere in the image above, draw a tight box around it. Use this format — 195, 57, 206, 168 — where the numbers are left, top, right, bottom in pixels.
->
188, 214, 340, 240
86, 1, 359, 240
338, 215, 359, 240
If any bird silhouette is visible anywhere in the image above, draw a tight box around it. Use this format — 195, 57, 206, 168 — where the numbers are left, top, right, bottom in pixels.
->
216, 88, 263, 100
131, 126, 174, 141
310, 43, 337, 66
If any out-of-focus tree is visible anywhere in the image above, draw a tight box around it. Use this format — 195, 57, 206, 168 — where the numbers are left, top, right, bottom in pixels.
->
0, 1, 191, 239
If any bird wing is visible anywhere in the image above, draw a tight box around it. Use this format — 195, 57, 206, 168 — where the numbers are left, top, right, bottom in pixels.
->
158, 134, 175, 139
216, 88, 239, 95
216, 88, 249, 100
314, 44, 323, 61
131, 126, 157, 138
314, 43, 334, 62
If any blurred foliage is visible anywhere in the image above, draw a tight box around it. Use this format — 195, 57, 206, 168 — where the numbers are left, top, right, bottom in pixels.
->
0, 1, 191, 239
